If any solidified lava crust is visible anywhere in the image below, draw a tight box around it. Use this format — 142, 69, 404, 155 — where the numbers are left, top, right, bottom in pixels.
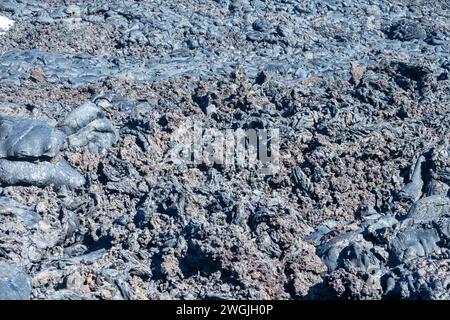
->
0, 0, 450, 300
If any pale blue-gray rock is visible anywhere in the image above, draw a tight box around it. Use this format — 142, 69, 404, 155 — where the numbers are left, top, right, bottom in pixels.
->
0, 261, 31, 300
60, 102, 118, 155
0, 117, 65, 159
0, 158, 85, 189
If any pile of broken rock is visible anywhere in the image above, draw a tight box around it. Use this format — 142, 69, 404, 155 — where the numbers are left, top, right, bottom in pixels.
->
0, 101, 117, 299
0, 0, 449, 300
312, 142, 450, 299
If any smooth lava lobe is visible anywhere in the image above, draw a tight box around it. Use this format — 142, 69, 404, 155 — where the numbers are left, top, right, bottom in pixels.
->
0, 16, 14, 35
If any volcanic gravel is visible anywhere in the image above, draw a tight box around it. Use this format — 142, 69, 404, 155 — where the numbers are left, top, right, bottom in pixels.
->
0, 0, 450, 300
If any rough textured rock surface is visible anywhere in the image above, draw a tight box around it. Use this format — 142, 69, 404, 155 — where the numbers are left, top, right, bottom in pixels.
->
0, 261, 31, 300
0, 117, 65, 159
0, 0, 449, 300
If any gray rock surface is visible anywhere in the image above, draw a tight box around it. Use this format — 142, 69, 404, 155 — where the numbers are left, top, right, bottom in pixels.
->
0, 158, 85, 189
60, 102, 118, 155
0, 117, 65, 159
0, 0, 449, 300
0, 261, 31, 300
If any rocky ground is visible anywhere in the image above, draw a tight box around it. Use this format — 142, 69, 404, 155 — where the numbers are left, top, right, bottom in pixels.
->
0, 0, 449, 300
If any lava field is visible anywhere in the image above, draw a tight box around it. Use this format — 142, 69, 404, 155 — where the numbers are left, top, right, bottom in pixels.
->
0, 0, 450, 300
